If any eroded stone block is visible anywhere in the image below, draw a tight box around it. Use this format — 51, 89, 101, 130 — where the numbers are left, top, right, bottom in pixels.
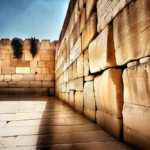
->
75, 91, 83, 107
86, 0, 96, 20
89, 25, 116, 73
77, 54, 83, 78
82, 12, 97, 51
113, 0, 150, 65
94, 69, 123, 118
84, 50, 89, 76
123, 62, 150, 106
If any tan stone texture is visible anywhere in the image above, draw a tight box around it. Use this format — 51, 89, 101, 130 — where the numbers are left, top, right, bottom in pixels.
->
78, 0, 86, 10
30, 60, 37, 67
75, 78, 83, 91
123, 103, 150, 149
75, 91, 83, 107
127, 61, 140, 68
12, 75, 23, 81
42, 68, 50, 74
86, 0, 96, 20
30, 81, 42, 88
2, 60, 10, 66
46, 75, 55, 81
0, 82, 8, 87
113, 0, 150, 66
16, 67, 30, 74
31, 68, 42, 74
97, 0, 132, 32
96, 110, 123, 140
49, 88, 55, 96
68, 65, 73, 81
69, 91, 75, 106
0, 75, 4, 81
123, 62, 150, 106
2, 67, 15, 74
77, 54, 83, 78
94, 69, 123, 118
73, 60, 77, 79
84, 50, 89, 76
40, 54, 50, 61
38, 61, 45, 67
0, 53, 10, 60
82, 12, 97, 51
4, 75, 11, 81
42, 81, 54, 88
84, 108, 96, 122
35, 75, 46, 81
84, 81, 95, 110
84, 75, 95, 81
140, 56, 150, 64
80, 8, 86, 33
89, 25, 116, 73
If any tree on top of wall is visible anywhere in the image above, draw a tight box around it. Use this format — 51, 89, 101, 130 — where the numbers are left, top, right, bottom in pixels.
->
11, 38, 23, 59
30, 37, 39, 58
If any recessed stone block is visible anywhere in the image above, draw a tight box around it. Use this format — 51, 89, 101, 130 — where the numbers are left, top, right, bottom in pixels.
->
94, 69, 123, 118
75, 78, 83, 91
75, 91, 83, 108
84, 81, 96, 110
84, 50, 89, 76
89, 25, 116, 73
84, 107, 96, 122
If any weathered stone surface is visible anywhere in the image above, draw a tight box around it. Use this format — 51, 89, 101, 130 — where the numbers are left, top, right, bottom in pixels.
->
23, 75, 35, 81
113, 0, 150, 66
75, 78, 83, 91
86, 0, 96, 20
49, 88, 55, 96
2, 67, 15, 74
84, 108, 96, 122
123, 62, 150, 106
46, 75, 55, 81
89, 25, 116, 73
94, 69, 123, 118
68, 65, 73, 81
0, 75, 4, 81
40, 54, 50, 61
75, 91, 83, 107
35, 75, 46, 81
82, 12, 97, 51
78, 0, 86, 10
0, 53, 10, 60
127, 61, 140, 68
69, 91, 75, 107
16, 67, 30, 74
2, 60, 10, 66
84, 50, 89, 76
42, 81, 54, 88
38, 61, 45, 67
84, 81, 96, 110
31, 68, 41, 74
0, 82, 8, 87
73, 60, 77, 79
77, 54, 83, 78
124, 126, 150, 150
123, 103, 150, 149
85, 75, 95, 81
96, 110, 123, 140
62, 83, 67, 92
68, 80, 75, 90
30, 81, 42, 88
4, 75, 11, 81
12, 75, 23, 81
140, 56, 150, 64
97, 0, 132, 32
80, 8, 86, 33
42, 68, 49, 74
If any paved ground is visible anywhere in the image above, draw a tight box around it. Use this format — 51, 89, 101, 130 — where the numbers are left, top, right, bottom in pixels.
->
0, 96, 131, 150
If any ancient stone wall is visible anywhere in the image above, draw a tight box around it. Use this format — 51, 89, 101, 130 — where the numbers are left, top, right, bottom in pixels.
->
0, 39, 56, 95
55, 0, 150, 149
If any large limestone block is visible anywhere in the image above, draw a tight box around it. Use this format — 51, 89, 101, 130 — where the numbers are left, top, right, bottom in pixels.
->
16, 67, 30, 74
84, 50, 89, 76
97, 0, 132, 32
73, 60, 77, 79
77, 54, 84, 78
2, 67, 15, 74
64, 92, 69, 103
123, 103, 150, 142
64, 70, 69, 83
96, 110, 123, 140
84, 107, 96, 122
0, 53, 10, 60
82, 12, 97, 51
75, 78, 84, 91
84, 81, 96, 110
94, 69, 123, 118
113, 0, 150, 66
42, 81, 54, 88
62, 83, 67, 92
124, 126, 150, 150
89, 25, 116, 73
123, 62, 150, 106
78, 0, 86, 10
86, 0, 96, 20
23, 75, 35, 81
12, 75, 23, 81
68, 65, 73, 81
80, 8, 86, 33
30, 81, 41, 88
75, 91, 83, 107
68, 80, 75, 90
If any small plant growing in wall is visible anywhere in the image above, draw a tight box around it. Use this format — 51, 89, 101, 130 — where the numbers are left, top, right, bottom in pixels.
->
30, 37, 39, 58
11, 38, 23, 59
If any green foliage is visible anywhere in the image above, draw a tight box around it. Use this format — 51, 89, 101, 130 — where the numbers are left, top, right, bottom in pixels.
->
30, 37, 39, 58
11, 38, 23, 59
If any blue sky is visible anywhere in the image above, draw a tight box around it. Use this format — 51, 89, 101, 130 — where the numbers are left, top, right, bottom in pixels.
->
0, 0, 69, 41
